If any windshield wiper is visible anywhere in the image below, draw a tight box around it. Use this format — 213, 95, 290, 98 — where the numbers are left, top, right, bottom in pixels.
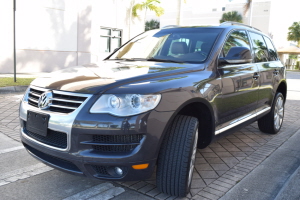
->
108, 58, 147, 61
147, 57, 183, 63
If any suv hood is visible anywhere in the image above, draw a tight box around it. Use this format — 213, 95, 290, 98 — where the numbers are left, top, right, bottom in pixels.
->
31, 60, 204, 94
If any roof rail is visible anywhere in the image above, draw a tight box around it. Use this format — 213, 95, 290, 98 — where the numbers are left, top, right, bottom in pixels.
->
161, 25, 180, 29
220, 21, 261, 32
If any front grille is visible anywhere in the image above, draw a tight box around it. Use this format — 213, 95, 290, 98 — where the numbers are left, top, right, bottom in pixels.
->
28, 88, 43, 107
24, 143, 81, 173
28, 86, 89, 114
23, 121, 67, 149
92, 165, 110, 177
88, 134, 144, 153
92, 144, 138, 152
93, 134, 144, 144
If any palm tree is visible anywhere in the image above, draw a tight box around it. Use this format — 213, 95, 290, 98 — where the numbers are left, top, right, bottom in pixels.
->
145, 19, 160, 31
287, 22, 300, 47
132, 0, 164, 21
220, 11, 243, 23
244, 0, 253, 25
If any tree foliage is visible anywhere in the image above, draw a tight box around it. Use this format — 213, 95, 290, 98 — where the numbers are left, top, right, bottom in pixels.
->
287, 22, 300, 47
220, 11, 243, 23
223, 31, 249, 55
132, 0, 164, 18
145, 19, 160, 31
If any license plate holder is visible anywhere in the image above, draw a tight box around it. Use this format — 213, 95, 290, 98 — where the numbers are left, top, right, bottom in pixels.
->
26, 111, 49, 137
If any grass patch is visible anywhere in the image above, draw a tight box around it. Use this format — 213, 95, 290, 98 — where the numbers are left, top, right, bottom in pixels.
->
0, 77, 35, 87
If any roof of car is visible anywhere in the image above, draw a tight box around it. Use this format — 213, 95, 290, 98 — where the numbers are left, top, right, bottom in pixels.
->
161, 22, 261, 33
159, 22, 272, 40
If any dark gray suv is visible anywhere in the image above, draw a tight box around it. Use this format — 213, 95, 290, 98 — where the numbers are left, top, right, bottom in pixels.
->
20, 22, 286, 197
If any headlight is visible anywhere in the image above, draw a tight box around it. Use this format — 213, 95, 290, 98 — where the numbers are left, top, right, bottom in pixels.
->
90, 94, 161, 116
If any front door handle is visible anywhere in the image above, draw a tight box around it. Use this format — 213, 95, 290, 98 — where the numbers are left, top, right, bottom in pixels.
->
253, 72, 260, 80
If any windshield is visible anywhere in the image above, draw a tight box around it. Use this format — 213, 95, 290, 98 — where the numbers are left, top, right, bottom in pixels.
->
107, 28, 223, 63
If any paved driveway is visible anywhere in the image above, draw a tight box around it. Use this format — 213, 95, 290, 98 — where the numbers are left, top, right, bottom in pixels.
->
0, 71, 299, 200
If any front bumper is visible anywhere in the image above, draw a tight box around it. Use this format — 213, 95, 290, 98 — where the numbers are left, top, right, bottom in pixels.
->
21, 137, 157, 181
20, 94, 174, 181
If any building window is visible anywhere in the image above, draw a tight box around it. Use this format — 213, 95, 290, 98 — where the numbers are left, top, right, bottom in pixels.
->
100, 27, 122, 53
212, 8, 217, 12
222, 7, 225, 11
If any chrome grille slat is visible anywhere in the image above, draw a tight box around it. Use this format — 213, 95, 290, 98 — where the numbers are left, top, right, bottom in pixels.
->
51, 98, 84, 104
29, 92, 40, 97
29, 98, 38, 103
50, 104, 76, 110
27, 86, 89, 114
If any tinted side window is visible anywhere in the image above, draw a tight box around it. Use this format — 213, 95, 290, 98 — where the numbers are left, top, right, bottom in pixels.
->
222, 30, 251, 57
249, 32, 269, 62
264, 36, 279, 61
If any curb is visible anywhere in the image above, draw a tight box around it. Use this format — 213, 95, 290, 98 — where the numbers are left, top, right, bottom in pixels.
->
0, 86, 28, 94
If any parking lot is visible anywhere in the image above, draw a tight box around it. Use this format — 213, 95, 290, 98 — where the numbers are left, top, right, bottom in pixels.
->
0, 71, 299, 200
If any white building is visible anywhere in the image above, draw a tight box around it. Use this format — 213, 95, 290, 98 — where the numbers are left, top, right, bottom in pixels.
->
147, 0, 300, 49
0, 0, 144, 73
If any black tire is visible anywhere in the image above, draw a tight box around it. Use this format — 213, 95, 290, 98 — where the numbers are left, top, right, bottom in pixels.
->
156, 115, 199, 197
258, 92, 284, 134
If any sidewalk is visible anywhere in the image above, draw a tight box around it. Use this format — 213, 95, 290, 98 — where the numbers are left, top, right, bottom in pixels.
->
221, 127, 300, 200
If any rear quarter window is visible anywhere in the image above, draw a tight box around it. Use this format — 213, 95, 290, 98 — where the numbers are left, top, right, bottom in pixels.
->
263, 36, 279, 61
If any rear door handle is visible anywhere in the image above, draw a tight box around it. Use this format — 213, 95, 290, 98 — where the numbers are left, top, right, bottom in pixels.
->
253, 72, 260, 80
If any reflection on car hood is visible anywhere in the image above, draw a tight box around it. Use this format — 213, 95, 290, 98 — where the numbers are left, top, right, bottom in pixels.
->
31, 60, 204, 94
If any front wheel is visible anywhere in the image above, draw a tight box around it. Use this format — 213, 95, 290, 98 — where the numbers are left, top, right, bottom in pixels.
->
156, 115, 199, 197
258, 92, 284, 134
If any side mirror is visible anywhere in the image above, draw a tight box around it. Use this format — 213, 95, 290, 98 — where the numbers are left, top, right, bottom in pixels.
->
219, 47, 252, 65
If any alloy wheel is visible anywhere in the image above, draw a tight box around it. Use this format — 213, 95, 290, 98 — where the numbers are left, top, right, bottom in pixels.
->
274, 96, 284, 130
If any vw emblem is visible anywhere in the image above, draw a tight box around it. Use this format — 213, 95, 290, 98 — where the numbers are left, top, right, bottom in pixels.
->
38, 91, 53, 110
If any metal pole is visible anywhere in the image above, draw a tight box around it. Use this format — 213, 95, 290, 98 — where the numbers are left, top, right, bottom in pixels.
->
177, 0, 182, 25
13, 0, 16, 82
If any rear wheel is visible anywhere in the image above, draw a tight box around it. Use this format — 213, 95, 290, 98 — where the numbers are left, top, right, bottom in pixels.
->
258, 92, 284, 134
156, 115, 198, 197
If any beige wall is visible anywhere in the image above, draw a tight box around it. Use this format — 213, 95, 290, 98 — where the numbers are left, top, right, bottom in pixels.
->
158, 0, 300, 49
248, 2, 271, 34
160, 0, 271, 35
0, 1, 14, 73
0, 0, 144, 73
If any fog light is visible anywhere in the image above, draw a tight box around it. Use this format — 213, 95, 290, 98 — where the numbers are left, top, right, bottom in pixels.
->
114, 167, 123, 176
